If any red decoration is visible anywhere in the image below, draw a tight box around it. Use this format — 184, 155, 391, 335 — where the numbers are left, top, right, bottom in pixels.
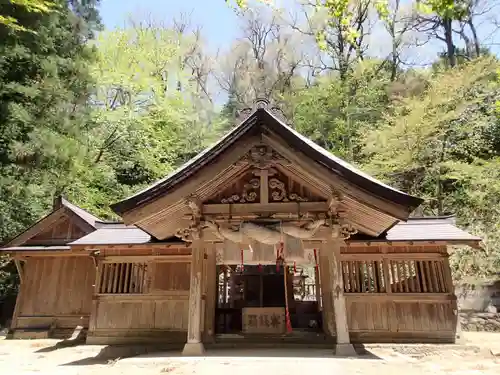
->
313, 248, 319, 270
285, 307, 293, 333
258, 263, 263, 273
293, 261, 297, 273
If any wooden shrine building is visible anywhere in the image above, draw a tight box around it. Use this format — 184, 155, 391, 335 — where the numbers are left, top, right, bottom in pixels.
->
2, 99, 481, 355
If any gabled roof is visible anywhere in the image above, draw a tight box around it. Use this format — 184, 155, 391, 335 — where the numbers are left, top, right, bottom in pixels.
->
60, 197, 100, 228
67, 216, 480, 247
3, 197, 102, 248
111, 106, 423, 217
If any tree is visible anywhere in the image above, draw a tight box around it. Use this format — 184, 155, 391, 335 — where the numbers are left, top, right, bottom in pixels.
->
288, 60, 391, 162
83, 24, 215, 208
215, 6, 306, 112
363, 57, 500, 278
0, 0, 53, 31
0, 0, 101, 238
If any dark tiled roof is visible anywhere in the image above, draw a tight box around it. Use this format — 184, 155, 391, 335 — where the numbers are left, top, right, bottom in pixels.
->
111, 107, 423, 217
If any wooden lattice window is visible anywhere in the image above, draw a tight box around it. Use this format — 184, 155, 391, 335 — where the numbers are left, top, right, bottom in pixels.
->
342, 260, 386, 293
387, 260, 448, 293
99, 262, 148, 294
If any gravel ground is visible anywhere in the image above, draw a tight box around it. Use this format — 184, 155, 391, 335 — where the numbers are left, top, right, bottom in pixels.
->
0, 332, 499, 375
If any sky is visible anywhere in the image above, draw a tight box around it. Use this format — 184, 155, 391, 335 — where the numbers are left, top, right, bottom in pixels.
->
99, 0, 241, 52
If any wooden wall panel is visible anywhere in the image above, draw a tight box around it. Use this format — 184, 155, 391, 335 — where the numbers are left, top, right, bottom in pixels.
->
393, 302, 454, 332
346, 296, 456, 342
152, 263, 190, 291
347, 301, 389, 331
154, 300, 189, 330
95, 301, 155, 329
19, 257, 94, 318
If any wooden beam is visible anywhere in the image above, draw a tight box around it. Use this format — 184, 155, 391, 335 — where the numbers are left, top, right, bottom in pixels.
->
102, 255, 191, 263
13, 251, 88, 258
14, 260, 24, 284
340, 253, 446, 261
202, 201, 328, 215
97, 291, 189, 301
345, 293, 454, 302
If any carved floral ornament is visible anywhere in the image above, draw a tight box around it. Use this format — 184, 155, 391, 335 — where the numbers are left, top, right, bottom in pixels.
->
268, 178, 308, 202
221, 178, 260, 204
238, 145, 288, 169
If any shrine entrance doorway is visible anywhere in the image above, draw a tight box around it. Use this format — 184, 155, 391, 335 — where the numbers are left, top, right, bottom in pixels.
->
215, 263, 321, 336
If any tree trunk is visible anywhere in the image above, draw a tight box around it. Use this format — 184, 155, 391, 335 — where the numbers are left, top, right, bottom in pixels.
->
467, 19, 481, 58
443, 18, 456, 67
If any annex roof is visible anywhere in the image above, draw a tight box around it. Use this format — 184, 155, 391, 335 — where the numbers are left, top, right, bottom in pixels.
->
385, 216, 481, 242
3, 196, 103, 248
70, 224, 151, 245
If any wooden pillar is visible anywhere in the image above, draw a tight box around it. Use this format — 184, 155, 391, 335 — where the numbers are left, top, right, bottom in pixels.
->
443, 255, 461, 342
182, 239, 205, 356
88, 260, 103, 337
324, 238, 356, 356
318, 250, 335, 336
9, 259, 26, 332
204, 243, 217, 340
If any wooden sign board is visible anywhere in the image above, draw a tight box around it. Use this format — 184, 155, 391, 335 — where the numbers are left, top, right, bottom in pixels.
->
242, 307, 285, 334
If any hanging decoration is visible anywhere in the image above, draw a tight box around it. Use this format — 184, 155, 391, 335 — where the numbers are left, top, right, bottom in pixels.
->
276, 240, 284, 272
293, 261, 297, 273
240, 247, 244, 273
258, 263, 263, 273
313, 248, 319, 271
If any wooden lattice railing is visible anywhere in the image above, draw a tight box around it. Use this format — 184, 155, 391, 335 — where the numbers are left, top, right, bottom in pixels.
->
341, 258, 450, 294
98, 262, 148, 294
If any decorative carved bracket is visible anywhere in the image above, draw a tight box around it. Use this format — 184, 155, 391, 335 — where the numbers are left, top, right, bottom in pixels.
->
176, 196, 203, 242
328, 189, 343, 217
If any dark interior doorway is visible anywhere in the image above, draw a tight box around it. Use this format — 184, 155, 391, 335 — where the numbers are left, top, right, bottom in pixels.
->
214, 265, 321, 334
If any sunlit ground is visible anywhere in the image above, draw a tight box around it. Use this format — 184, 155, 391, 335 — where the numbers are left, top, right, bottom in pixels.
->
0, 332, 499, 375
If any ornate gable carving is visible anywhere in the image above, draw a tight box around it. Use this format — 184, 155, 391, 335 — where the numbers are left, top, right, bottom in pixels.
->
268, 169, 325, 203
206, 170, 261, 204
236, 144, 289, 169
205, 144, 326, 205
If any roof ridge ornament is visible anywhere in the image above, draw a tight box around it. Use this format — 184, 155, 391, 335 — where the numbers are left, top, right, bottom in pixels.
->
236, 98, 288, 124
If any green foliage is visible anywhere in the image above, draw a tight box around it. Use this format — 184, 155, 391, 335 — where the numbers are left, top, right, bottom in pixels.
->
0, 0, 97, 236
287, 60, 391, 162
0, 0, 54, 31
363, 57, 500, 278
417, 0, 469, 19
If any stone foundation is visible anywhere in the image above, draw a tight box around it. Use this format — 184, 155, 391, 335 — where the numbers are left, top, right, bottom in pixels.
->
460, 312, 500, 332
